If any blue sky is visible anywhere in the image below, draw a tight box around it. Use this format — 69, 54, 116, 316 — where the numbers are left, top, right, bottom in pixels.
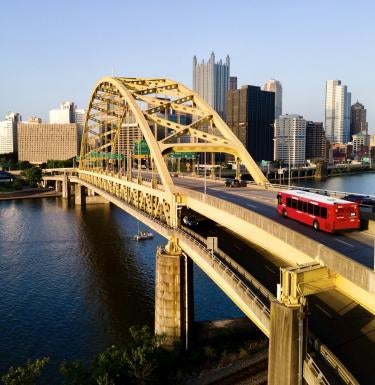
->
0, 0, 374, 132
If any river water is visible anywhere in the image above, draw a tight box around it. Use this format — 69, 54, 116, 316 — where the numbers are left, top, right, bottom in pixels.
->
0, 198, 241, 378
0, 172, 373, 378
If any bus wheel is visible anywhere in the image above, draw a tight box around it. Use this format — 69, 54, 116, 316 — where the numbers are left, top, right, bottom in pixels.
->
282, 209, 288, 218
313, 220, 319, 231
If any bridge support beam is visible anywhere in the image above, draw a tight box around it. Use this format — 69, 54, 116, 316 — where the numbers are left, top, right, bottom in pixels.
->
268, 302, 306, 385
155, 236, 193, 348
75, 183, 85, 205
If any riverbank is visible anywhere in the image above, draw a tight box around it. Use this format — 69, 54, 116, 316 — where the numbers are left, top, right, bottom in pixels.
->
0, 188, 61, 200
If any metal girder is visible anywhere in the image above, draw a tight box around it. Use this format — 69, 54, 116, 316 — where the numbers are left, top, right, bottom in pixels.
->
279, 262, 336, 307
79, 76, 269, 193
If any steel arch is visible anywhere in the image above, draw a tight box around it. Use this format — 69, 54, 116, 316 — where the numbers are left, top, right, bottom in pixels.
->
79, 77, 268, 187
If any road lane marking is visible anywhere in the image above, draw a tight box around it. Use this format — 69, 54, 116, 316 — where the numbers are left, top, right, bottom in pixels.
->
334, 238, 354, 248
246, 203, 257, 209
314, 303, 333, 319
265, 265, 277, 274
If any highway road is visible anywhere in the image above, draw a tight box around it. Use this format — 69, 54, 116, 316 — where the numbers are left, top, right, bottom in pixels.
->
174, 176, 375, 268
186, 214, 375, 384
173, 176, 375, 384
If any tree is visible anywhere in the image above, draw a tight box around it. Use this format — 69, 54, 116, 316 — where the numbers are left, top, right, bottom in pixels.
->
1, 357, 49, 385
21, 167, 42, 187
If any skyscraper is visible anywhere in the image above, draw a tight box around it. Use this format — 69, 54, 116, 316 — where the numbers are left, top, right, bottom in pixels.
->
305, 121, 326, 161
263, 79, 282, 118
0, 112, 22, 155
50, 102, 86, 149
18, 122, 77, 164
226, 85, 275, 162
350, 101, 368, 138
325, 80, 351, 144
193, 52, 230, 118
229, 76, 237, 91
274, 114, 306, 166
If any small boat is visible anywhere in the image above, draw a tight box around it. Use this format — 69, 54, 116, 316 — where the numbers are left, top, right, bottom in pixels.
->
133, 231, 154, 241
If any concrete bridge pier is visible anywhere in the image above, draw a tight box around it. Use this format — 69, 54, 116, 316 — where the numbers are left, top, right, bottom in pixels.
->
62, 174, 70, 199
155, 236, 194, 348
55, 180, 62, 192
75, 183, 86, 205
268, 301, 306, 385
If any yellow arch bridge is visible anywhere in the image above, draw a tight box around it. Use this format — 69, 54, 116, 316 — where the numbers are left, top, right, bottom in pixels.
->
42, 77, 374, 385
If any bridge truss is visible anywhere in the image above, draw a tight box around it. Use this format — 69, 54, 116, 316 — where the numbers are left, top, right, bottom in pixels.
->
79, 76, 268, 192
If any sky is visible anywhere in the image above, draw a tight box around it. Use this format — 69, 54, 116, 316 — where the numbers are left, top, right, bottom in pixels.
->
0, 0, 374, 133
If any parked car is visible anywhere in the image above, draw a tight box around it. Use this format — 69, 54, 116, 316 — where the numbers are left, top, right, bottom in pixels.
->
182, 216, 199, 226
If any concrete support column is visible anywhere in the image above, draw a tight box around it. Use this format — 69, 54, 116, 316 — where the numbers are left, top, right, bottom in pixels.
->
75, 183, 85, 205
155, 237, 193, 348
62, 175, 70, 199
55, 180, 62, 192
268, 302, 306, 385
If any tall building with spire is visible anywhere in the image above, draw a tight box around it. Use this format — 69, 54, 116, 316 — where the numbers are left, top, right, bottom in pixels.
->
192, 52, 230, 118
351, 101, 368, 138
325, 80, 351, 144
263, 79, 282, 118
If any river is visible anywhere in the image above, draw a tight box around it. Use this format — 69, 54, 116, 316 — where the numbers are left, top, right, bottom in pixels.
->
0, 197, 242, 379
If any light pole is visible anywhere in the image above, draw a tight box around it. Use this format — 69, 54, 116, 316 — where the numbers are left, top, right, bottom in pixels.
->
288, 136, 291, 187
204, 150, 207, 194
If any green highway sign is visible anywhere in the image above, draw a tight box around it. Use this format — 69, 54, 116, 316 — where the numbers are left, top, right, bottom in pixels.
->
168, 152, 197, 159
134, 140, 150, 155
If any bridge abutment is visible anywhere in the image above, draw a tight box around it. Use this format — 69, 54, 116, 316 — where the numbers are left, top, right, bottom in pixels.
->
268, 302, 306, 385
155, 236, 193, 348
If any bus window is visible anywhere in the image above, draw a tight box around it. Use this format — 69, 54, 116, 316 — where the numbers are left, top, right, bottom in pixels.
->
297, 200, 303, 211
286, 197, 292, 207
308, 203, 314, 215
303, 202, 307, 212
321, 207, 327, 219
313, 205, 320, 217
277, 194, 282, 205
292, 199, 297, 209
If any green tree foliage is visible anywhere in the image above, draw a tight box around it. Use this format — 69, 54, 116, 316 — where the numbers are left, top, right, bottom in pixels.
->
21, 167, 42, 187
1, 357, 49, 385
46, 159, 73, 168
59, 326, 166, 385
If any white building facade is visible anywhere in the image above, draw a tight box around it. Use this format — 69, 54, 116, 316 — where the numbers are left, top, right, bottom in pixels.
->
49, 102, 86, 150
274, 114, 306, 166
325, 80, 351, 144
193, 52, 230, 119
0, 113, 22, 154
263, 79, 282, 118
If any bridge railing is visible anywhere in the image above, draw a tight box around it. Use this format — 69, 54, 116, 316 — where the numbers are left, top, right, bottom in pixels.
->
174, 227, 272, 324
181, 225, 275, 306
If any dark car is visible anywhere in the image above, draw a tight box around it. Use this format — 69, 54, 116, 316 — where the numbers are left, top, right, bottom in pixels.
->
343, 194, 370, 204
225, 179, 246, 188
182, 216, 199, 226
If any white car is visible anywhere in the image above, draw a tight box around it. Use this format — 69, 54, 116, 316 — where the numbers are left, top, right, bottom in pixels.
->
182, 216, 199, 226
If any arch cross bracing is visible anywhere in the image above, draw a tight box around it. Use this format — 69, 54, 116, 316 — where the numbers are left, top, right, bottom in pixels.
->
79, 77, 268, 194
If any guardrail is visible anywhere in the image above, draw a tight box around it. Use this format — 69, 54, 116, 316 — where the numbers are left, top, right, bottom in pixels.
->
319, 345, 359, 385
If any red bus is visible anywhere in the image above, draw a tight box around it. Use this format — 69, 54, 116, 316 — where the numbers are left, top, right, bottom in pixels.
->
277, 189, 360, 232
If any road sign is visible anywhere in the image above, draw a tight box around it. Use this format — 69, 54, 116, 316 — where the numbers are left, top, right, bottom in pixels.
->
168, 152, 197, 159
134, 140, 150, 155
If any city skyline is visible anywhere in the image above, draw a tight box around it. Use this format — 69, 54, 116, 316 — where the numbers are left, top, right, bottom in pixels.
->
0, 0, 374, 132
